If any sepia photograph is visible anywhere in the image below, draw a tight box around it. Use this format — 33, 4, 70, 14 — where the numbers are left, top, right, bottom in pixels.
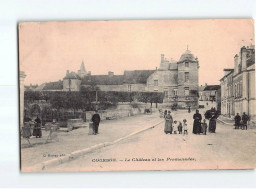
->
18, 19, 255, 172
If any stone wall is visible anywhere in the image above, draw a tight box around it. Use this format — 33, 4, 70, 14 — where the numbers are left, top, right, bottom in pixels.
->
63, 79, 81, 91
85, 107, 141, 122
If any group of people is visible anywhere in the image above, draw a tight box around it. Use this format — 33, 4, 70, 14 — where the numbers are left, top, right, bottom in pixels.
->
163, 108, 219, 135
163, 110, 188, 135
234, 112, 249, 130
23, 116, 42, 138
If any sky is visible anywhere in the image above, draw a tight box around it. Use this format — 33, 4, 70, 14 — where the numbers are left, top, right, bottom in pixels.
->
19, 19, 254, 86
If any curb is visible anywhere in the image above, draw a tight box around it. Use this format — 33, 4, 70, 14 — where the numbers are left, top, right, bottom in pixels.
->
217, 118, 234, 126
30, 120, 164, 171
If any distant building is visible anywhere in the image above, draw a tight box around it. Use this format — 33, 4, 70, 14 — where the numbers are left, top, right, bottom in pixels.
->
33, 49, 200, 109
199, 84, 220, 110
220, 44, 255, 122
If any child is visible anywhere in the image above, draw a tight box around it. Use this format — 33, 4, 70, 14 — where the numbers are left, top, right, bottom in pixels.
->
183, 119, 188, 135
201, 119, 208, 135
178, 122, 183, 134
173, 121, 178, 134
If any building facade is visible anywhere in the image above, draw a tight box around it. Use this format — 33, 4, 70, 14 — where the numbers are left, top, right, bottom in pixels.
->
220, 45, 255, 122
147, 49, 199, 108
199, 84, 221, 110
34, 49, 200, 109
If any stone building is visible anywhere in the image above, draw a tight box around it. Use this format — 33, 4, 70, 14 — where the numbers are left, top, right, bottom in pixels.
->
33, 49, 200, 109
198, 84, 221, 110
147, 49, 199, 108
220, 44, 255, 122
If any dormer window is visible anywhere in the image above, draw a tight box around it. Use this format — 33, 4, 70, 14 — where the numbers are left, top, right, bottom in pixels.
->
185, 62, 189, 67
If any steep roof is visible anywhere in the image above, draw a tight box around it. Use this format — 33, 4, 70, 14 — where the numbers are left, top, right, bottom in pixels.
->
203, 85, 220, 91
178, 49, 197, 63
81, 75, 124, 85
81, 70, 155, 85
64, 71, 81, 80
220, 69, 234, 81
123, 70, 155, 84
42, 81, 63, 90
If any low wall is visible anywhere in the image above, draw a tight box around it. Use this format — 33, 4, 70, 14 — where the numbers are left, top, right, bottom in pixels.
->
85, 107, 141, 122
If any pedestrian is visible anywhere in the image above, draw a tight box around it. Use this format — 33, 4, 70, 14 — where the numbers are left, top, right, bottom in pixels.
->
234, 113, 241, 129
91, 110, 101, 135
188, 106, 191, 113
164, 111, 173, 134
178, 121, 183, 134
173, 121, 178, 134
33, 116, 42, 138
183, 119, 188, 135
242, 112, 249, 130
164, 110, 167, 118
209, 110, 217, 133
201, 119, 208, 135
193, 109, 202, 134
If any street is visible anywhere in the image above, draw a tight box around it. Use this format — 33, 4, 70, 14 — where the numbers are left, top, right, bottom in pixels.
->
48, 110, 256, 172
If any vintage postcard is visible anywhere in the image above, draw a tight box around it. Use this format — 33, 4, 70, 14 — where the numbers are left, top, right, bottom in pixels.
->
19, 19, 255, 172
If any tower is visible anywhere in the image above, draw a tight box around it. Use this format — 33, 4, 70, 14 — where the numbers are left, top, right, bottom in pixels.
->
77, 61, 87, 78
177, 48, 199, 108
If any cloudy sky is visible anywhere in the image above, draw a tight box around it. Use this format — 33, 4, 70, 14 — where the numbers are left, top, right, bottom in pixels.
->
19, 19, 254, 85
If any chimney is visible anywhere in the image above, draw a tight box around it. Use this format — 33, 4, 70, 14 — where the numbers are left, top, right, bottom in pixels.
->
108, 71, 114, 77
234, 54, 239, 74
88, 71, 91, 75
241, 46, 247, 71
161, 54, 164, 63
156, 67, 158, 70
205, 83, 207, 87
66, 70, 70, 75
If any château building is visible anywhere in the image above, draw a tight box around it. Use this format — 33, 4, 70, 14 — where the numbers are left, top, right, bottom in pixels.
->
33, 49, 200, 109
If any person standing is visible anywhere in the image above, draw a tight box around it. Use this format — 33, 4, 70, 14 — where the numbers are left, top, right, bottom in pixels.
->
188, 106, 191, 113
193, 110, 202, 134
164, 110, 167, 118
242, 112, 249, 130
183, 119, 188, 135
234, 113, 241, 129
33, 116, 42, 138
164, 111, 173, 134
209, 110, 217, 133
92, 110, 101, 135
201, 119, 208, 135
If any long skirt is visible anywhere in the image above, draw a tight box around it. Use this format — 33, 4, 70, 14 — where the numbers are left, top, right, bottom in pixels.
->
93, 123, 99, 134
33, 127, 42, 137
209, 119, 216, 133
193, 120, 201, 134
164, 121, 173, 134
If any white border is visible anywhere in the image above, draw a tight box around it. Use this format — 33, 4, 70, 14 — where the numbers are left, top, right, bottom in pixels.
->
0, 0, 255, 189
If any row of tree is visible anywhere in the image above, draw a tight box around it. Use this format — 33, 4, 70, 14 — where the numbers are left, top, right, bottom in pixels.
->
24, 89, 164, 112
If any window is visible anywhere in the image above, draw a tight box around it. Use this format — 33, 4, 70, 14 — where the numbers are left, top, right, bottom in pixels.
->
185, 72, 189, 82
128, 84, 131, 92
185, 62, 189, 67
164, 90, 168, 98
154, 80, 158, 86
184, 87, 189, 96
173, 88, 178, 96
200, 92, 203, 100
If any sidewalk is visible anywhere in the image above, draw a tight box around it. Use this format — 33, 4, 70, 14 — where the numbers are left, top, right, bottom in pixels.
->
21, 112, 163, 170
217, 115, 234, 125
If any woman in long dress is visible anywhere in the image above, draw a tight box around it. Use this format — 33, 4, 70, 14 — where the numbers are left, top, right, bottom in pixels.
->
33, 116, 42, 138
209, 111, 218, 133
164, 111, 173, 134
193, 110, 202, 134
